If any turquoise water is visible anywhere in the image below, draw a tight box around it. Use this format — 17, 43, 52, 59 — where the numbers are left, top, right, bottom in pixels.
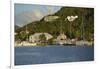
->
15, 45, 94, 65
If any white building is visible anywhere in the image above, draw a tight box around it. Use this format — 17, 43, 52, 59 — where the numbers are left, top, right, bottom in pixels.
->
57, 33, 67, 41
56, 33, 67, 45
44, 15, 59, 22
29, 33, 53, 43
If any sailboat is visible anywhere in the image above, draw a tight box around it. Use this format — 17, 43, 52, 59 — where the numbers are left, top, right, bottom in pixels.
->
63, 16, 78, 46
56, 18, 76, 46
75, 15, 92, 46
19, 25, 37, 46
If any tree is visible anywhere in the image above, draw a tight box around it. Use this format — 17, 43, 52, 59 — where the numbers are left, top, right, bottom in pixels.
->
39, 34, 46, 42
75, 31, 81, 40
15, 7, 94, 42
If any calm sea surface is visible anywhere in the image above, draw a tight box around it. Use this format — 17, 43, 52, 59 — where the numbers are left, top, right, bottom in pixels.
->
15, 45, 94, 65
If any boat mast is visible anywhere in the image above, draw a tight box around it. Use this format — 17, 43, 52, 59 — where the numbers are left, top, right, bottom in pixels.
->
25, 25, 29, 41
60, 19, 63, 34
81, 14, 85, 42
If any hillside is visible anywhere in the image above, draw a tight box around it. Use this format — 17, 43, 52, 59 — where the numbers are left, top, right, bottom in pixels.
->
15, 25, 20, 30
15, 7, 94, 41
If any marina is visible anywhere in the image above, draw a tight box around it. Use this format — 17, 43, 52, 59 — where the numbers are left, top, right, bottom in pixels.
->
14, 4, 94, 65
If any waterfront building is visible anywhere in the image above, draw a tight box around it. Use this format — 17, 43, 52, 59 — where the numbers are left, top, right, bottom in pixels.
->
29, 33, 53, 43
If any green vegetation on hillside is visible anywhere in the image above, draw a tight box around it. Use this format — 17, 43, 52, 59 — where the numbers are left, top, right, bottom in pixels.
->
15, 7, 94, 41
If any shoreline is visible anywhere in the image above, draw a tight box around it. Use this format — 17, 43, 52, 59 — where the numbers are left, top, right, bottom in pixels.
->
14, 40, 93, 47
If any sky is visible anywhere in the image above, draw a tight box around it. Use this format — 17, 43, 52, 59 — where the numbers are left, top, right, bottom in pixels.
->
15, 3, 61, 27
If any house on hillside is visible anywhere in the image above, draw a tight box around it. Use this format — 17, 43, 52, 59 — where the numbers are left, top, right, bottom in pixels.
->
56, 33, 67, 45
29, 33, 53, 43
57, 33, 67, 40
44, 15, 59, 22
